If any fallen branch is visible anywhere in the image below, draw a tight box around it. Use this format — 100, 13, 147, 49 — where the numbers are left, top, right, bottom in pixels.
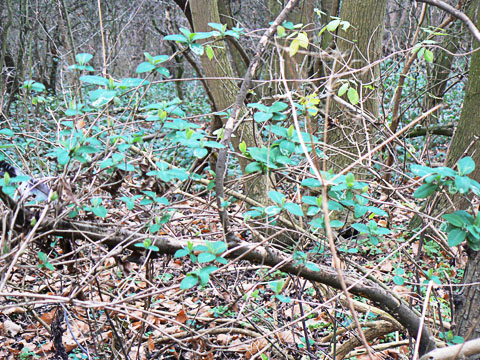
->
420, 337, 480, 360
0, 191, 436, 356
33, 214, 436, 355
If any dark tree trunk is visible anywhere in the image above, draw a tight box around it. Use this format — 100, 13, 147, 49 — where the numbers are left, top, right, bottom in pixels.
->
452, 0, 480, 343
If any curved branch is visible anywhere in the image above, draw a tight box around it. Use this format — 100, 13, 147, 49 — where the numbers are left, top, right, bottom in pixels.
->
416, 0, 480, 42
25, 214, 435, 356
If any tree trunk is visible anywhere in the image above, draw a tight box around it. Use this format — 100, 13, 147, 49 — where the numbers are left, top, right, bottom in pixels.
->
267, 0, 316, 90
327, 0, 388, 173
189, 0, 271, 207
451, 0, 480, 342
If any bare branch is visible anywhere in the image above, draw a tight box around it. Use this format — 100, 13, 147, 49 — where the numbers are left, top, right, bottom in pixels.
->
416, 0, 480, 42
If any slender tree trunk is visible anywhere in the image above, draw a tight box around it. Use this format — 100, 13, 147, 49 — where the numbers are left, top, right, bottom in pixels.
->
189, 0, 271, 207
450, 0, 480, 343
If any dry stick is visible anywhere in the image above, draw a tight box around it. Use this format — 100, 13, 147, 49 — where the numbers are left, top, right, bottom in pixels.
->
214, 0, 301, 243
416, 0, 480, 42
97, 0, 108, 78
279, 55, 375, 360
413, 281, 434, 360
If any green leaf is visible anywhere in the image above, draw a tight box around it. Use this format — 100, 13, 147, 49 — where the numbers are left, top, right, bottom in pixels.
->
448, 228, 467, 247
457, 157, 475, 176
239, 141, 247, 153
92, 206, 107, 218
175, 248, 190, 258
80, 75, 109, 86
345, 172, 355, 187
198, 252, 216, 263
164, 34, 188, 42
330, 220, 344, 228
0, 128, 14, 136
347, 87, 359, 105
454, 176, 471, 194
410, 164, 435, 177
417, 47, 425, 58
254, 112, 273, 123
284, 202, 304, 217
212, 241, 227, 254
180, 275, 199, 289
442, 213, 465, 227
269, 101, 288, 113
152, 55, 169, 64
301, 178, 322, 188
265, 205, 281, 216
245, 162, 262, 173
156, 67, 171, 78
119, 78, 149, 87
193, 147, 208, 158
205, 45, 214, 60
414, 183, 438, 198
269, 280, 283, 294
393, 275, 404, 285
451, 336, 464, 344
268, 190, 285, 205
351, 223, 370, 234
326, 19, 341, 32
289, 39, 300, 56
136, 62, 156, 74
275, 294, 291, 303
192, 31, 217, 41
57, 149, 70, 165
75, 53, 93, 65
424, 49, 434, 63
338, 82, 349, 96
302, 196, 318, 205
189, 43, 204, 56
77, 145, 99, 154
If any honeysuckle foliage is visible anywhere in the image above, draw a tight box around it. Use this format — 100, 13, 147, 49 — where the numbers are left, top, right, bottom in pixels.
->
1, 20, 477, 349
411, 156, 480, 250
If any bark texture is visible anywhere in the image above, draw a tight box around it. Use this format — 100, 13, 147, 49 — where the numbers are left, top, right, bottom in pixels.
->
327, 0, 388, 173
450, 0, 480, 345
190, 0, 270, 208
